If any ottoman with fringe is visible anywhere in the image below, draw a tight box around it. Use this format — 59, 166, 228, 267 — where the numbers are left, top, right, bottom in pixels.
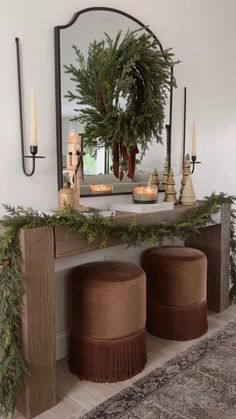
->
68, 261, 147, 382
147, 298, 208, 340
142, 246, 208, 341
69, 327, 147, 382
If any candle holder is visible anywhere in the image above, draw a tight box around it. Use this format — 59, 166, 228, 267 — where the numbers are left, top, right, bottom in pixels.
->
22, 146, 45, 176
132, 186, 158, 204
15, 37, 45, 177
182, 88, 202, 175
191, 155, 201, 174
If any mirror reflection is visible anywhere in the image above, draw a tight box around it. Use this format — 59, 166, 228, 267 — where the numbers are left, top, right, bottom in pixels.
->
56, 9, 172, 195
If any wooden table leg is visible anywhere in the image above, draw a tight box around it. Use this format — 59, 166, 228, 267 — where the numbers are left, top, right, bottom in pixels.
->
17, 227, 56, 418
186, 203, 231, 312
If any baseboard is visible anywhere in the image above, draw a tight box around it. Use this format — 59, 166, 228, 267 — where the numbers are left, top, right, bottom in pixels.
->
56, 329, 70, 360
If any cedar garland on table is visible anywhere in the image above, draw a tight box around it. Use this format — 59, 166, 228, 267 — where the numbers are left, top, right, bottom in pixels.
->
64, 29, 179, 180
0, 192, 236, 416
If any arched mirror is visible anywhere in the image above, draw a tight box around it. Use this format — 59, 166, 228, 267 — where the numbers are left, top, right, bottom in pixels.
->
55, 7, 173, 196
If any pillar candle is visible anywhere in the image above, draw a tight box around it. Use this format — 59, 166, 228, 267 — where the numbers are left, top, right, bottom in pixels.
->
132, 186, 157, 203
90, 184, 113, 194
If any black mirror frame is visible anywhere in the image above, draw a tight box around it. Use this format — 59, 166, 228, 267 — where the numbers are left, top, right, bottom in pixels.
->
54, 6, 173, 191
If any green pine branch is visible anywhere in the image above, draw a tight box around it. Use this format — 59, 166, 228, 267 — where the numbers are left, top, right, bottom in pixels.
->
63, 29, 179, 154
0, 193, 236, 416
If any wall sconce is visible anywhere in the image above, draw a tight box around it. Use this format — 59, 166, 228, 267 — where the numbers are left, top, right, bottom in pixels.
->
191, 155, 201, 174
15, 37, 45, 176
182, 87, 201, 174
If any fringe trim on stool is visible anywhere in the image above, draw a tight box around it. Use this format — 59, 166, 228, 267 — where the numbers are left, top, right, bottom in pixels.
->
69, 327, 147, 383
147, 298, 208, 341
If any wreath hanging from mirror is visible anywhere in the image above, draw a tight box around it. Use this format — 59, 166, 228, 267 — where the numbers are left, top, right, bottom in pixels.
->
64, 29, 178, 180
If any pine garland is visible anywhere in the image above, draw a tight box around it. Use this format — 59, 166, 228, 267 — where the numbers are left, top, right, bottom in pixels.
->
0, 192, 236, 416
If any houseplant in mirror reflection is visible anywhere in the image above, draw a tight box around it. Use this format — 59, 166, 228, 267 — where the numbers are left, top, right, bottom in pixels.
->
64, 29, 179, 181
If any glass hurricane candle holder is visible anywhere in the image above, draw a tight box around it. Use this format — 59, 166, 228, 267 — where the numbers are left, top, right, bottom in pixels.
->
89, 184, 113, 194
132, 186, 158, 204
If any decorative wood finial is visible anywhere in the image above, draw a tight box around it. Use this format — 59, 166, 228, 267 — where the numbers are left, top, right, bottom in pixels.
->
181, 173, 196, 206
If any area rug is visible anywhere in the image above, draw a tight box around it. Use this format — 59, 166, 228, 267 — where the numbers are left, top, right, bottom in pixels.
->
82, 319, 236, 418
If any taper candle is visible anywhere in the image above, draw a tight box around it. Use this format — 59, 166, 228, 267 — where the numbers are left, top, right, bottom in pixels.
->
30, 88, 38, 146
191, 121, 196, 157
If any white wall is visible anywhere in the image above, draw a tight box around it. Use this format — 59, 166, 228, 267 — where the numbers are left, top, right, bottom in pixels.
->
1, 0, 236, 358
1, 0, 236, 215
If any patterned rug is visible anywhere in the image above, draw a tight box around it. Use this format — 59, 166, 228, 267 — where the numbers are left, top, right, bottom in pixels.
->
82, 320, 236, 419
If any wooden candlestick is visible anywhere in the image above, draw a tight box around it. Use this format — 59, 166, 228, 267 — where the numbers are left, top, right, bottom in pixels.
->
162, 155, 169, 191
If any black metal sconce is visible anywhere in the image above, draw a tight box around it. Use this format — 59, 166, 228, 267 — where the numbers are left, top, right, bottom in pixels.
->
15, 37, 45, 176
191, 155, 201, 174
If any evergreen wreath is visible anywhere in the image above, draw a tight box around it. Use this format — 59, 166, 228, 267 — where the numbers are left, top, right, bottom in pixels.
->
0, 192, 236, 416
64, 29, 178, 180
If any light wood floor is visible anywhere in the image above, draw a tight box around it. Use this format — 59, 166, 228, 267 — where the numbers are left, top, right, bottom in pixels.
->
14, 305, 236, 419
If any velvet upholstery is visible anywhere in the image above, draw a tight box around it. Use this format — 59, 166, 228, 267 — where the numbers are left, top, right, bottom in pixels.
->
142, 246, 207, 307
142, 246, 208, 340
69, 261, 146, 339
68, 261, 147, 382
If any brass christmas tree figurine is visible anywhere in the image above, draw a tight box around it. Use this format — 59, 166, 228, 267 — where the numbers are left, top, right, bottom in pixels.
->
162, 155, 169, 191
164, 168, 177, 204
179, 154, 191, 203
148, 168, 159, 188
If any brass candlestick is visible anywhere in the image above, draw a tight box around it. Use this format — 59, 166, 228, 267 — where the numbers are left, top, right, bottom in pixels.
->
162, 155, 169, 191
148, 168, 159, 188
179, 154, 191, 203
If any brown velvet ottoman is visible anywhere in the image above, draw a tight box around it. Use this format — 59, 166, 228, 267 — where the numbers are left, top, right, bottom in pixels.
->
142, 246, 208, 340
68, 261, 147, 382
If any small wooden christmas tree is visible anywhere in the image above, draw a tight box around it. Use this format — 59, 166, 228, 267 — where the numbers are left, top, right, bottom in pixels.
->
162, 155, 169, 191
179, 153, 191, 203
148, 168, 159, 188
181, 173, 196, 206
164, 168, 177, 204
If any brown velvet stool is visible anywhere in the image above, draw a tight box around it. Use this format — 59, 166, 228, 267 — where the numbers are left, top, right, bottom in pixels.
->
142, 246, 208, 341
68, 261, 147, 382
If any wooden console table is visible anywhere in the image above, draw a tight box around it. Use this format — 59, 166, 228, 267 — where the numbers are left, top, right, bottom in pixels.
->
17, 203, 231, 418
